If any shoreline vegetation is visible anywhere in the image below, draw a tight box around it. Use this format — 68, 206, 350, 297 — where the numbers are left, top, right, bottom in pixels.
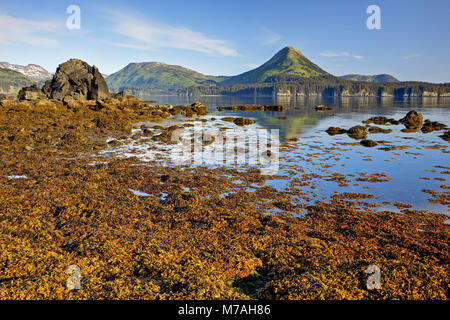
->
112, 78, 450, 98
0, 59, 448, 300
113, 87, 450, 98
171, 78, 450, 98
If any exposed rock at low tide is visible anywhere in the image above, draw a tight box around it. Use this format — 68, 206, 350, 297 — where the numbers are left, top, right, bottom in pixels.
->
421, 119, 447, 133
222, 104, 285, 112
360, 139, 378, 147
326, 127, 346, 135
17, 59, 110, 101
399, 110, 424, 130
43, 59, 110, 101
347, 126, 368, 140
233, 117, 256, 126
18, 84, 47, 100
363, 116, 399, 125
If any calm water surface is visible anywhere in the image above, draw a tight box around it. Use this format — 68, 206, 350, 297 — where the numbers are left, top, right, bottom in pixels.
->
108, 95, 450, 214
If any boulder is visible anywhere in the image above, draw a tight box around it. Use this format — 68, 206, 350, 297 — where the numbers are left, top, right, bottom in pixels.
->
399, 110, 423, 129
360, 139, 378, 147
18, 84, 46, 100
421, 119, 447, 133
347, 126, 368, 140
233, 117, 255, 126
363, 116, 399, 125
42, 59, 110, 101
325, 127, 346, 135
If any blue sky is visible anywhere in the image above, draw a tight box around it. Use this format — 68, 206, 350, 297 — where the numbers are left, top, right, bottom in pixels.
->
1, 0, 449, 82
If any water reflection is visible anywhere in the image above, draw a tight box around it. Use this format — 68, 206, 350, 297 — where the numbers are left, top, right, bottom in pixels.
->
119, 95, 449, 213
141, 95, 450, 139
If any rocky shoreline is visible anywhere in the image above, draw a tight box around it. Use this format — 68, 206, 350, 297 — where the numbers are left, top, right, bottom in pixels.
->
0, 59, 448, 300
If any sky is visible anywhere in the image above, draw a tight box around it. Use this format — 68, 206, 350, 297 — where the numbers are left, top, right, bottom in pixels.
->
1, 0, 449, 83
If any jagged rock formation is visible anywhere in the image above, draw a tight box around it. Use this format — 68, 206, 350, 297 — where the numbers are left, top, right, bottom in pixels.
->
18, 84, 47, 100
42, 59, 110, 101
17, 59, 110, 101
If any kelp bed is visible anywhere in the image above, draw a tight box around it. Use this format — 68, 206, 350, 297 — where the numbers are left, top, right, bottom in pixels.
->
0, 99, 448, 299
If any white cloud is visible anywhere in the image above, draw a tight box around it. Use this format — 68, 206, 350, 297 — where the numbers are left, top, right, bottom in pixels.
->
321, 51, 364, 60
107, 11, 238, 57
0, 14, 61, 45
403, 54, 420, 60
259, 27, 281, 46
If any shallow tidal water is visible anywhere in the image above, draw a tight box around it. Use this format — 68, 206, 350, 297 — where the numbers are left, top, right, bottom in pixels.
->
101, 95, 450, 214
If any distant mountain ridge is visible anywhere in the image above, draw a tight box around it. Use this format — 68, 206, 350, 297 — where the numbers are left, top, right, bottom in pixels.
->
339, 74, 399, 83
0, 68, 35, 94
106, 62, 228, 90
221, 46, 328, 85
0, 62, 52, 81
98, 46, 448, 97
106, 46, 329, 90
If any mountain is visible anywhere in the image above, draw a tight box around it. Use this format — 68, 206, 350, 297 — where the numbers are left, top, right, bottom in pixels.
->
0, 68, 35, 94
0, 62, 52, 81
104, 47, 403, 93
106, 62, 228, 90
220, 46, 328, 86
339, 74, 399, 83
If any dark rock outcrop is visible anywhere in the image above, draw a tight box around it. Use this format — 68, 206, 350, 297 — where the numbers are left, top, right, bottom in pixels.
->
18, 59, 110, 101
18, 84, 47, 100
233, 117, 255, 126
222, 105, 285, 112
326, 127, 346, 135
421, 119, 447, 133
360, 139, 378, 147
399, 110, 423, 129
362, 116, 398, 125
41, 59, 110, 101
347, 126, 368, 140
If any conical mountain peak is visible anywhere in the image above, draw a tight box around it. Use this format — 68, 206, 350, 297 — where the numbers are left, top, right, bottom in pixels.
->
221, 46, 327, 85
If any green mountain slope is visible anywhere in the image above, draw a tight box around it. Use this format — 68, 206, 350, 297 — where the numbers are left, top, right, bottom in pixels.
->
106, 62, 228, 90
0, 68, 35, 94
339, 74, 399, 83
220, 46, 328, 86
